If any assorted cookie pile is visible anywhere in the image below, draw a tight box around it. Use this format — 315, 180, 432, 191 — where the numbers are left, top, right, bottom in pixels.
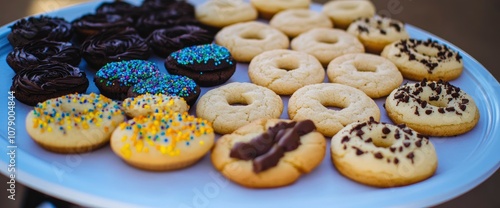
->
7, 0, 480, 189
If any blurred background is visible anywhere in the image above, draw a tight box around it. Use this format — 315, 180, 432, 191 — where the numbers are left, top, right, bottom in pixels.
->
0, 0, 498, 207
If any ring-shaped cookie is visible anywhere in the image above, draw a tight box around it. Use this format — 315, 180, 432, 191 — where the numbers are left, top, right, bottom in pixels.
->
195, 0, 258, 28
196, 82, 283, 134
215, 21, 289, 62
385, 79, 480, 136
381, 39, 463, 81
347, 16, 410, 54
288, 83, 380, 137
291, 28, 364, 66
331, 119, 437, 187
250, 0, 311, 19
327, 53, 403, 98
269, 9, 332, 38
249, 49, 325, 95
322, 0, 375, 29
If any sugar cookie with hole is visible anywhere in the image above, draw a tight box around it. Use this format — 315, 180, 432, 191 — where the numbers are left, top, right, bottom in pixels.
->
291, 28, 364, 67
385, 79, 479, 136
211, 118, 326, 188
331, 118, 437, 187
269, 9, 332, 38
250, 0, 311, 19
215, 21, 289, 62
195, 0, 258, 28
327, 53, 403, 98
288, 83, 380, 137
196, 82, 284, 134
381, 39, 463, 81
248, 49, 325, 95
322, 0, 376, 29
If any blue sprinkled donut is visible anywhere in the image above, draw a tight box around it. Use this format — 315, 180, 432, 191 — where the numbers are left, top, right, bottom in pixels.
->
165, 44, 236, 87
94, 60, 160, 100
128, 74, 200, 106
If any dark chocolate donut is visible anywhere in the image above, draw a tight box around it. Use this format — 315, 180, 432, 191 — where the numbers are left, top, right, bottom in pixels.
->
94, 60, 160, 100
7, 40, 81, 73
72, 13, 134, 39
8, 16, 73, 47
141, 0, 195, 15
128, 74, 200, 106
165, 44, 236, 87
134, 11, 199, 37
81, 27, 151, 69
147, 25, 213, 57
10, 63, 89, 106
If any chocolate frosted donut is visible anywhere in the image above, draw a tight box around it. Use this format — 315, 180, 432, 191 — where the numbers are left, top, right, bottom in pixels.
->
147, 25, 213, 57
128, 74, 200, 106
11, 63, 89, 106
81, 27, 150, 69
72, 13, 134, 38
141, 0, 195, 15
134, 11, 199, 37
96, 1, 138, 15
7, 40, 81, 73
165, 44, 236, 87
8, 16, 73, 47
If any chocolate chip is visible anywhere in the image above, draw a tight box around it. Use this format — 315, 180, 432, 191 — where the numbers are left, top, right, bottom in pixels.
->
380, 29, 387, 35
341, 136, 350, 143
390, 147, 396, 152
425, 110, 433, 115
462, 99, 469, 104
394, 158, 399, 164
353, 147, 364, 155
382, 127, 391, 134
451, 92, 460, 98
365, 138, 372, 143
404, 142, 411, 147
438, 108, 445, 113
406, 152, 415, 163
460, 104, 467, 111
420, 101, 428, 108
429, 96, 439, 101
416, 140, 422, 147
374, 152, 383, 159
446, 107, 455, 112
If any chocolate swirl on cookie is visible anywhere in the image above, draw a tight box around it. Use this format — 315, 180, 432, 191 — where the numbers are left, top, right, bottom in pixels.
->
7, 40, 81, 73
230, 120, 316, 173
72, 13, 134, 37
141, 0, 195, 15
96, 1, 139, 15
81, 27, 150, 68
8, 16, 73, 47
147, 25, 214, 57
11, 63, 89, 106
135, 11, 199, 37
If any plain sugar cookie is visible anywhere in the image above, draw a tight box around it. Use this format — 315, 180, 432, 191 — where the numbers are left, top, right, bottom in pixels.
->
195, 0, 258, 28
269, 9, 332, 38
322, 0, 376, 29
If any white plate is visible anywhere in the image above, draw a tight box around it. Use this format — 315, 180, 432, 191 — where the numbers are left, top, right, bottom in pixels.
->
0, 0, 499, 207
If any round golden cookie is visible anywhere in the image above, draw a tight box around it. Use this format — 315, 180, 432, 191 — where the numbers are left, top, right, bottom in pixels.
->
322, 0, 376, 29
250, 0, 311, 19
196, 82, 284, 134
327, 53, 403, 98
26, 93, 125, 153
331, 119, 438, 187
381, 39, 464, 81
288, 83, 380, 137
269, 9, 333, 38
195, 0, 258, 28
211, 118, 326, 188
122, 93, 189, 118
385, 79, 480, 136
215, 21, 289, 62
248, 49, 325, 95
110, 112, 215, 171
291, 28, 364, 66
347, 16, 410, 54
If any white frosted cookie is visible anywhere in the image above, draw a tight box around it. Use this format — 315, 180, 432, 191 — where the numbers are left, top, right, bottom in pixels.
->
288, 83, 380, 137
250, 0, 311, 19
327, 53, 403, 98
196, 82, 284, 134
385, 79, 480, 136
347, 16, 410, 54
269, 9, 332, 38
291, 28, 364, 66
122, 93, 189, 118
322, 0, 376, 29
331, 119, 437, 187
215, 21, 289, 62
248, 49, 325, 95
211, 119, 326, 188
381, 39, 463, 81
195, 0, 258, 28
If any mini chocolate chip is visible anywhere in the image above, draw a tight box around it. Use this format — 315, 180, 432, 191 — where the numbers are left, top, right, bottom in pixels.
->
382, 127, 391, 134
394, 158, 399, 164
399, 146, 403, 152
380, 29, 387, 35
460, 104, 467, 111
420, 101, 428, 108
406, 152, 415, 163
446, 107, 455, 112
390, 147, 396, 152
416, 140, 422, 147
353, 147, 364, 155
343, 145, 347, 150
425, 109, 433, 115
414, 106, 420, 116
365, 138, 372, 143
341, 136, 350, 143
374, 152, 383, 159
429, 82, 436, 90
436, 87, 442, 94
429, 96, 439, 101
462, 99, 469, 104
404, 142, 411, 147
438, 108, 445, 113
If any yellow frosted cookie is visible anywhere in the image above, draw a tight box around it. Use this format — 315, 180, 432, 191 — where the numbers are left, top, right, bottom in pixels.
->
122, 93, 189, 118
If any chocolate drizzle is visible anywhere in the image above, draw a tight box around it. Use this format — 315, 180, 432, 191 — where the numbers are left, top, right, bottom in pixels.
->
8, 16, 73, 47
229, 120, 316, 173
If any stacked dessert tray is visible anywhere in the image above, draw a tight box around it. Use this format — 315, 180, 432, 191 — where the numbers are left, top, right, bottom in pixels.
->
0, 0, 499, 207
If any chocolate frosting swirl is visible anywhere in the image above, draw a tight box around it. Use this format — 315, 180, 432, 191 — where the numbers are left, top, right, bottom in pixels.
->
7, 40, 81, 73
147, 25, 214, 57
72, 13, 133, 34
95, 1, 138, 15
11, 63, 89, 105
135, 11, 199, 37
81, 27, 151, 68
8, 16, 73, 47
141, 0, 195, 15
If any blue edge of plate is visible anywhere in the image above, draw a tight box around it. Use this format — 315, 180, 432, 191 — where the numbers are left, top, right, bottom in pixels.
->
0, 0, 499, 207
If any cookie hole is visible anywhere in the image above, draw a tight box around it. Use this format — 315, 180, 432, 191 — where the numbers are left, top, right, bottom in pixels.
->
240, 32, 264, 40
414, 45, 439, 57
227, 97, 249, 107
427, 100, 447, 108
276, 58, 300, 71
353, 62, 377, 72
322, 103, 344, 111
372, 138, 394, 148
317, 36, 338, 45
